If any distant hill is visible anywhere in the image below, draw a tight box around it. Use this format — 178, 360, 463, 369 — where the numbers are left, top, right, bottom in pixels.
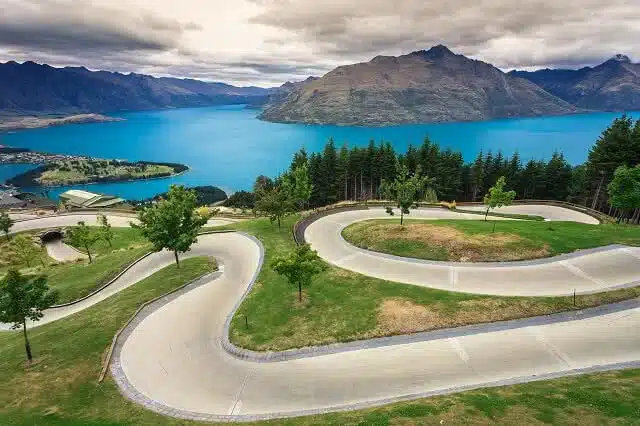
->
259, 45, 578, 126
0, 61, 273, 116
509, 55, 640, 111
245, 76, 319, 109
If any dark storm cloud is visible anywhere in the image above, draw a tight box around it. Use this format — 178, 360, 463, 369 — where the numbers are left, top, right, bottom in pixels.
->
0, 0, 199, 54
249, 0, 640, 69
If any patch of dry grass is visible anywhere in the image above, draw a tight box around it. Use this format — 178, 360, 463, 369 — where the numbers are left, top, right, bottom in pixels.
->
343, 221, 550, 262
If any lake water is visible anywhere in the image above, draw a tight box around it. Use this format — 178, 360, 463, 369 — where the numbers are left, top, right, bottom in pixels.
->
0, 105, 637, 200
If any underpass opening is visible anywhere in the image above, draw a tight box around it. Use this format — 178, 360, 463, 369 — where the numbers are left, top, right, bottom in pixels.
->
40, 229, 64, 244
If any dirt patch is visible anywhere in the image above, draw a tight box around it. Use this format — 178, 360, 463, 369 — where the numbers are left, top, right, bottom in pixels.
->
351, 223, 549, 262
377, 299, 447, 334
376, 298, 564, 336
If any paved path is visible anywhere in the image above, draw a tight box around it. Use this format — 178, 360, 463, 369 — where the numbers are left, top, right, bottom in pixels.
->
44, 239, 87, 262
304, 207, 639, 296
459, 204, 600, 224
1, 208, 638, 421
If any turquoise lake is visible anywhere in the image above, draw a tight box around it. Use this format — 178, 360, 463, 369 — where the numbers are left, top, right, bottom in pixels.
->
0, 105, 638, 200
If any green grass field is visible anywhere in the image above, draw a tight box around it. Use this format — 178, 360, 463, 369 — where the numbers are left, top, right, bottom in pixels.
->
343, 219, 640, 262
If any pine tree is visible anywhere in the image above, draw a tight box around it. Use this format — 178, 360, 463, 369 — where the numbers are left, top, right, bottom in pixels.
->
321, 139, 339, 204
336, 144, 350, 201
308, 153, 323, 207
485, 150, 495, 185
544, 152, 572, 200
403, 144, 419, 174
586, 115, 639, 209
469, 150, 484, 201
505, 152, 522, 192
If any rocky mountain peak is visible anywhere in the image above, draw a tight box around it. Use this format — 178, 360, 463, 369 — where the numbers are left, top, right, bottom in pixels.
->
610, 54, 631, 63
421, 44, 456, 59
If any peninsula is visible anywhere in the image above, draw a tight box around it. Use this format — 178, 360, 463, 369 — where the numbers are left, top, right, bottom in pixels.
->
2, 148, 188, 187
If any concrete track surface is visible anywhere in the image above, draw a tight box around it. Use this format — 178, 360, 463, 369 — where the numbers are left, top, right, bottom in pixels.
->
44, 239, 87, 262
305, 208, 640, 296
1, 208, 638, 421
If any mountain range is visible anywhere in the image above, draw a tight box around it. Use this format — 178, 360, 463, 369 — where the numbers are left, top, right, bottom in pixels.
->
260, 46, 640, 125
1, 46, 638, 126
261, 45, 582, 125
0, 61, 274, 117
509, 54, 640, 112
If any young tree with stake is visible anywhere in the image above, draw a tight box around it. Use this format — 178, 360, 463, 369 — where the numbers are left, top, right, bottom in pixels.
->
0, 211, 13, 241
483, 176, 516, 226
272, 244, 324, 302
381, 163, 431, 225
67, 221, 99, 263
0, 270, 58, 363
133, 185, 207, 267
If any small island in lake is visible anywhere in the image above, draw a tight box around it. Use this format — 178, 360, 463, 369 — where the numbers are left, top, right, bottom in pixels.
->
6, 158, 188, 187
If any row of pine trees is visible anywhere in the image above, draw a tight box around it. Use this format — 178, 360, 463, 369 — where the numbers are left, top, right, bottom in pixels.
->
279, 115, 640, 214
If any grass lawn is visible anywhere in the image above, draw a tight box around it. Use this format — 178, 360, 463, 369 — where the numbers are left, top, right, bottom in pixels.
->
343, 219, 640, 262
1, 228, 151, 304
0, 251, 636, 425
222, 217, 640, 351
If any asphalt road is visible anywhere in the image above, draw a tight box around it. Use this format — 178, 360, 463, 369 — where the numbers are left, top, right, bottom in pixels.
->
1, 207, 637, 421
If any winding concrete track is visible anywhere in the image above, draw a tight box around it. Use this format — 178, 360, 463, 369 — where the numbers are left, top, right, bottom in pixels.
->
305, 207, 640, 296
1, 207, 638, 421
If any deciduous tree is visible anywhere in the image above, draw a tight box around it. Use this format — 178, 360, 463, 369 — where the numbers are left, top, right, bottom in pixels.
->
97, 214, 114, 248
67, 221, 99, 264
0, 270, 58, 362
607, 165, 640, 223
272, 244, 324, 302
483, 176, 516, 221
133, 185, 207, 267
0, 211, 13, 241
255, 186, 295, 229
381, 163, 431, 225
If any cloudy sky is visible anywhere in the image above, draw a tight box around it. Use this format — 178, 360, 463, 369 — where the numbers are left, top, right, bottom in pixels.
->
0, 0, 638, 87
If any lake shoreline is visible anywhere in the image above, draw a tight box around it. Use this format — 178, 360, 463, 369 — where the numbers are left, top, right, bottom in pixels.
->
1, 105, 637, 201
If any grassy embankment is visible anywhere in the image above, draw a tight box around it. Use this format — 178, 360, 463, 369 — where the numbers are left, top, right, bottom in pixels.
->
0, 228, 151, 304
224, 216, 640, 351
343, 219, 640, 262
